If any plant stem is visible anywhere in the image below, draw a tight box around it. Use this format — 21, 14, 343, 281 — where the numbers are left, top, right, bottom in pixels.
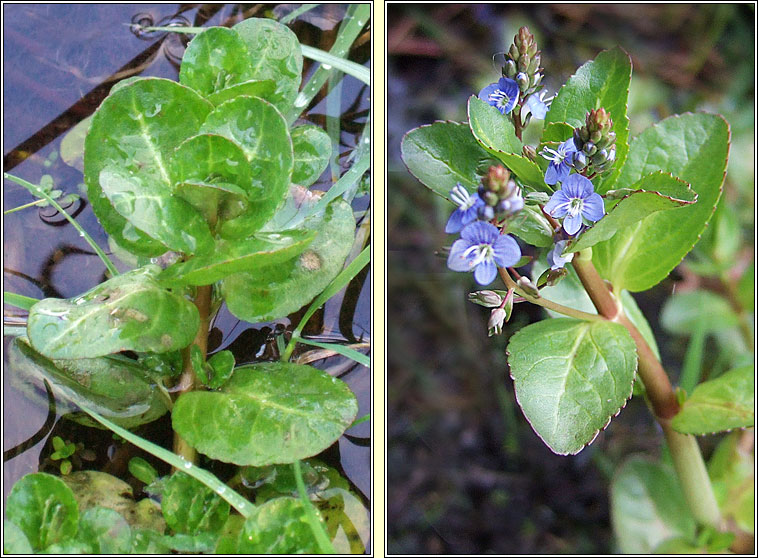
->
570, 254, 722, 528
172, 284, 213, 465
498, 267, 602, 322
293, 460, 336, 554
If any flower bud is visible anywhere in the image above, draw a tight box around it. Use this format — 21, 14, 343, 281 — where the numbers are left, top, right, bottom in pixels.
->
488, 307, 507, 337
503, 59, 517, 78
516, 72, 529, 91
518, 57, 529, 72
483, 190, 499, 206
590, 130, 602, 144
522, 144, 537, 161
583, 141, 597, 156
468, 290, 504, 308
572, 128, 585, 150
592, 149, 608, 166
527, 56, 540, 75
573, 151, 587, 171
509, 44, 520, 60
478, 205, 495, 221
484, 165, 510, 193
517, 276, 540, 297
524, 191, 550, 204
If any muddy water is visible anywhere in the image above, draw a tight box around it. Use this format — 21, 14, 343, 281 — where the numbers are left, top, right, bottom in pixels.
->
3, 3, 370, 512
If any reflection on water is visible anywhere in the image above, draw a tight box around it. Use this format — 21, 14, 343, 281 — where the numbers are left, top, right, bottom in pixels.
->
3, 2, 370, 514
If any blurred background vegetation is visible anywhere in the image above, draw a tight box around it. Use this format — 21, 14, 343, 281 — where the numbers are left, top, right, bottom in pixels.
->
387, 4, 754, 554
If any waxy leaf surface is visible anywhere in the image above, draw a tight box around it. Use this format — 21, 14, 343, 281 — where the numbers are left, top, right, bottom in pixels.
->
509, 205, 553, 247
6, 473, 79, 551
158, 230, 315, 287
467, 95, 522, 155
77, 507, 133, 554
206, 79, 278, 107
84, 78, 213, 256
27, 266, 199, 359
222, 197, 355, 323
611, 457, 696, 554
231, 18, 303, 112
544, 47, 632, 192
671, 365, 754, 434
507, 318, 637, 455
291, 124, 332, 187
591, 113, 729, 292
179, 27, 256, 97
401, 121, 489, 199
161, 472, 230, 535
172, 362, 358, 466
567, 172, 696, 253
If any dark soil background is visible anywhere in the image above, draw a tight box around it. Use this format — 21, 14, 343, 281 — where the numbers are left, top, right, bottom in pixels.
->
386, 4, 754, 554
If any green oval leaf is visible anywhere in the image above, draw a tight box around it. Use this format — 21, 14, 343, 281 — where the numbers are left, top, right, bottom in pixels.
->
508, 205, 554, 247
467, 95, 522, 154
179, 27, 257, 97
4, 520, 34, 554
222, 197, 354, 323
158, 230, 315, 287
591, 113, 730, 292
161, 472, 230, 535
172, 362, 358, 466
661, 290, 740, 335
6, 473, 79, 550
544, 47, 632, 192
672, 366, 754, 434
27, 265, 199, 359
231, 18, 303, 112
84, 77, 214, 256
206, 79, 278, 107
291, 125, 331, 187
507, 318, 637, 455
401, 121, 489, 199
611, 457, 696, 553
77, 507, 132, 554
567, 172, 696, 253
207, 350, 235, 389
9, 338, 170, 429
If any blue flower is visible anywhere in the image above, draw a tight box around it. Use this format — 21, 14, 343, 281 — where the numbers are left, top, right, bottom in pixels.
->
547, 240, 574, 270
544, 174, 605, 236
525, 91, 553, 120
540, 138, 577, 185
478, 77, 519, 115
445, 183, 484, 233
447, 221, 521, 285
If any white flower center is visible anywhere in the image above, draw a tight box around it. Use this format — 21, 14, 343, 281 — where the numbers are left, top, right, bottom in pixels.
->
488, 89, 511, 110
451, 185, 476, 210
462, 243, 494, 268
567, 197, 584, 217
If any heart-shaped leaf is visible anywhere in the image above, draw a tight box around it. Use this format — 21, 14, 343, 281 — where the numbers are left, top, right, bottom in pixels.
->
172, 362, 358, 466
507, 318, 637, 454
158, 230, 315, 287
221, 197, 355, 323
544, 47, 632, 192
401, 121, 489, 199
6, 473, 79, 551
231, 18, 303, 113
9, 337, 170, 429
179, 27, 256, 97
27, 265, 199, 358
591, 113, 729, 292
291, 124, 331, 187
84, 78, 214, 256
567, 172, 696, 253
672, 365, 754, 434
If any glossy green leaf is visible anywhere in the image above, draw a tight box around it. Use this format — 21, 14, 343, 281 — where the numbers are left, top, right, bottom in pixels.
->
661, 290, 739, 335
671, 366, 754, 434
130, 528, 171, 553
162, 532, 218, 553
99, 166, 214, 255
232, 18, 303, 112
401, 121, 489, 199
540, 121, 574, 145
158, 230, 314, 287
708, 432, 755, 534
507, 318, 637, 455
610, 457, 696, 553
201, 96, 293, 236
207, 350, 235, 389
27, 265, 199, 358
4, 520, 33, 554
168, 133, 253, 223
128, 457, 158, 485
544, 47, 632, 192
179, 27, 256, 97
222, 198, 354, 323
467, 95, 522, 154
688, 198, 742, 276
291, 124, 331, 187
508, 205, 554, 247
495, 152, 550, 192
172, 362, 358, 466
39, 540, 93, 554
161, 472, 230, 535
10, 338, 170, 429
567, 172, 696, 253
223, 497, 321, 553
84, 77, 214, 256
206, 79, 278, 107
591, 113, 730, 292
6, 473, 79, 550
77, 507, 133, 554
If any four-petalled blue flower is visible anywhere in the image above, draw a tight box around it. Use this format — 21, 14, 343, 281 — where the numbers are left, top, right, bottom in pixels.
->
541, 138, 577, 185
447, 221, 521, 285
445, 183, 484, 233
478, 77, 519, 115
544, 174, 605, 236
